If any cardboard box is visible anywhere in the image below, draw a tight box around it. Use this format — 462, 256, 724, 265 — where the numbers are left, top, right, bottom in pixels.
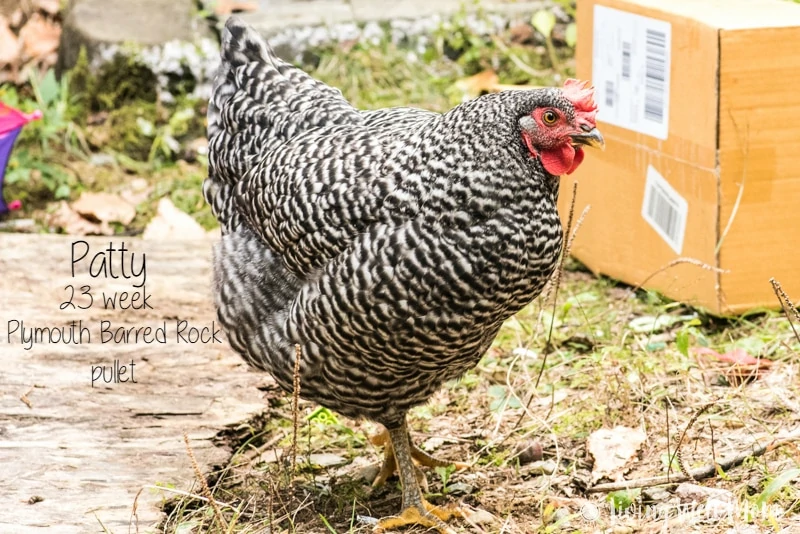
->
563, 0, 800, 315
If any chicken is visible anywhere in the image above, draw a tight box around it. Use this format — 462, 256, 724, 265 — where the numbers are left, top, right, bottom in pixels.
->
205, 17, 604, 532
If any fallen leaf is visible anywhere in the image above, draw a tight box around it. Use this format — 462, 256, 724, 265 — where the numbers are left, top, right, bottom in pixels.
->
693, 346, 772, 384
692, 347, 772, 368
587, 426, 647, 483
0, 16, 19, 65
33, 0, 61, 15
454, 69, 545, 100
19, 14, 61, 60
214, 0, 259, 15
143, 198, 207, 240
47, 201, 113, 236
455, 69, 499, 99
71, 192, 137, 225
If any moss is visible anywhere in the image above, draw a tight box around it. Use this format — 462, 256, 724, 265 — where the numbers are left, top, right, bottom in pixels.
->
84, 103, 159, 160
67, 46, 159, 115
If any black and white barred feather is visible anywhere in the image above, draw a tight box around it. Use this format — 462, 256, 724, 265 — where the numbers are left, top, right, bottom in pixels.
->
206, 17, 569, 427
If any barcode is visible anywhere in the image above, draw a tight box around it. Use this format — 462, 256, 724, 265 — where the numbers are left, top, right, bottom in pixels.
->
622, 41, 631, 79
642, 166, 687, 254
646, 184, 680, 242
605, 80, 615, 107
644, 29, 667, 123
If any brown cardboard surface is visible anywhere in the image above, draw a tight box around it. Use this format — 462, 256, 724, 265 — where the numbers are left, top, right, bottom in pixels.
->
564, 143, 720, 311
576, 0, 719, 168
567, 0, 800, 315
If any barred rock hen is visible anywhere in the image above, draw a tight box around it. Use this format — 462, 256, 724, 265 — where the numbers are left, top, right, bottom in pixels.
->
205, 17, 603, 532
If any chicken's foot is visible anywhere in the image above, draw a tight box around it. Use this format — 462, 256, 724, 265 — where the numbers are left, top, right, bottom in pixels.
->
373, 424, 465, 534
371, 427, 469, 488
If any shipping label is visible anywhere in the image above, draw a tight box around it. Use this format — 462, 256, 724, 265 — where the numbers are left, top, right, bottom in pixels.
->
592, 5, 672, 140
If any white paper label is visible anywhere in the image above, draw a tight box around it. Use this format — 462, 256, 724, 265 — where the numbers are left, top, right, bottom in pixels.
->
592, 5, 672, 140
641, 165, 687, 254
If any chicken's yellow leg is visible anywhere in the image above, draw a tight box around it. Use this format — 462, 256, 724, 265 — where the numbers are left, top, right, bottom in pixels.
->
374, 423, 464, 534
371, 427, 469, 488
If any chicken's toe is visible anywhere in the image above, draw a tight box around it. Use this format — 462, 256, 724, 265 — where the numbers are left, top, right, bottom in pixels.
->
374, 499, 462, 534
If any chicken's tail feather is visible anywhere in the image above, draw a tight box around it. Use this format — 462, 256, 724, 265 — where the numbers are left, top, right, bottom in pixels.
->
205, 17, 358, 232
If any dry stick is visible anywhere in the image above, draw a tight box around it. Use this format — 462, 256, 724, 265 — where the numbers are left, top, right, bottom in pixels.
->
709, 421, 717, 469
182, 432, 228, 530
129, 487, 142, 534
514, 189, 587, 432
671, 403, 714, 482
633, 257, 727, 293
587, 428, 800, 493
291, 344, 302, 475
770, 278, 800, 345
665, 401, 671, 482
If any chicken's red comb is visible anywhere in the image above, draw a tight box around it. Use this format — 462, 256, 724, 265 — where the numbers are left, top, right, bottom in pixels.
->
562, 79, 597, 113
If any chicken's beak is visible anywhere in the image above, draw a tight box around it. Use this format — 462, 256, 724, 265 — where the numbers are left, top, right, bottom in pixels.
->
571, 126, 605, 150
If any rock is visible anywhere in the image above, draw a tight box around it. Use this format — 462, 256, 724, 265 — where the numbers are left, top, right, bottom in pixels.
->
305, 453, 347, 468
523, 460, 557, 476
466, 508, 495, 525
642, 486, 672, 503
446, 482, 474, 496
675, 483, 734, 505
215, 0, 547, 62
57, 0, 217, 100
354, 463, 380, 483
71, 192, 137, 225
142, 198, 207, 241
513, 439, 543, 464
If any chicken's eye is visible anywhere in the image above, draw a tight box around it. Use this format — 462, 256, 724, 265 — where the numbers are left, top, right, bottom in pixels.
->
542, 110, 558, 126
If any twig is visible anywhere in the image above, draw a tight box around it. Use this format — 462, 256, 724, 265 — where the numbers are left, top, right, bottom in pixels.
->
671, 403, 714, 481
129, 487, 142, 534
182, 432, 228, 530
587, 428, 800, 493
665, 400, 671, 482
770, 278, 800, 345
291, 344, 302, 475
633, 258, 727, 293
516, 184, 582, 432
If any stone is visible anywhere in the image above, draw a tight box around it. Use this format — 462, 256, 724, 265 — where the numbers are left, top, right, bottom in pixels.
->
57, 0, 218, 100
220, 0, 547, 61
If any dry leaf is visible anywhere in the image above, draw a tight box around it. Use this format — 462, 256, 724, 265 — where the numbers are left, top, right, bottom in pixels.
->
214, 0, 258, 16
33, 0, 61, 15
143, 198, 207, 240
587, 426, 647, 483
47, 201, 113, 236
455, 69, 500, 99
454, 70, 545, 100
693, 347, 771, 368
19, 13, 60, 60
693, 347, 772, 384
71, 192, 137, 225
0, 16, 19, 65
